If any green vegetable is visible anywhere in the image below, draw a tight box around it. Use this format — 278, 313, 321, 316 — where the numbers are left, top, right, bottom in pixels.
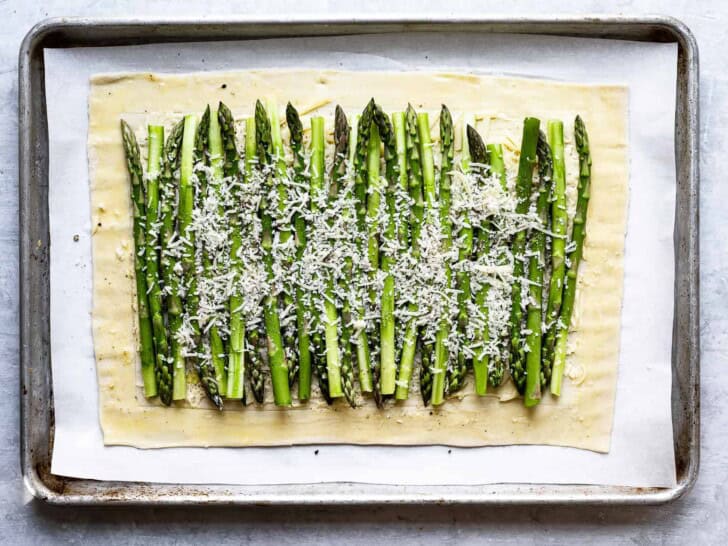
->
159, 119, 186, 401
353, 100, 376, 394
373, 104, 399, 397
285, 103, 313, 402
331, 105, 356, 407
508, 117, 540, 395
219, 102, 245, 400
542, 120, 567, 388
551, 116, 591, 396
255, 99, 291, 407
120, 120, 157, 399
523, 131, 553, 407
466, 125, 490, 396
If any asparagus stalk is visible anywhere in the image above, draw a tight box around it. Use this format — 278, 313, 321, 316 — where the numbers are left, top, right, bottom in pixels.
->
331, 105, 357, 407
353, 100, 376, 394
446, 112, 471, 396
365, 117, 384, 406
218, 102, 245, 400
267, 100, 299, 389
551, 116, 591, 396
417, 111, 449, 407
310, 115, 344, 400
373, 104, 399, 396
120, 120, 157, 398
466, 125, 490, 396
508, 117, 541, 395
541, 120, 567, 388
392, 110, 416, 400
523, 132, 553, 407
243, 116, 266, 404
255, 100, 291, 407
204, 106, 229, 396
285, 103, 313, 402
159, 120, 187, 401
485, 143, 508, 389
191, 109, 224, 409
144, 125, 172, 405
399, 105, 428, 404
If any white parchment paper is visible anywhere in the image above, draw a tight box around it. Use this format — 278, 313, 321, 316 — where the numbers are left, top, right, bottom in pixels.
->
46, 32, 677, 487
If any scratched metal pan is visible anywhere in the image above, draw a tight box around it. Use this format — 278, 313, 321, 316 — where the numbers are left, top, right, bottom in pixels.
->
18, 15, 699, 506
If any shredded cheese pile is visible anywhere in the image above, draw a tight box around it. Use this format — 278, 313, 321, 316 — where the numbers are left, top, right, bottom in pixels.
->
167, 115, 545, 382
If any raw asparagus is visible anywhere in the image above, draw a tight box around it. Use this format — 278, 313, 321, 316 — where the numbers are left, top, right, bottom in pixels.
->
523, 131, 553, 407
541, 120, 566, 388
373, 104, 399, 396
255, 100, 291, 407
365, 117, 384, 406
191, 109, 224, 409
218, 102, 245, 400
551, 116, 591, 396
391, 110, 414, 400
268, 100, 298, 390
145, 125, 172, 405
120, 120, 157, 398
419, 111, 449, 407
446, 111, 471, 396
241, 116, 266, 404
204, 106, 229, 397
331, 105, 357, 407
399, 105, 427, 404
466, 125, 490, 396
159, 119, 186, 401
285, 102, 313, 402
485, 143, 508, 389
312, 115, 344, 400
398, 104, 432, 405
508, 117, 540, 395
353, 100, 376, 394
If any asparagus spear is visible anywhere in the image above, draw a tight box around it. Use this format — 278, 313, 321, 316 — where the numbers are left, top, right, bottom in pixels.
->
266, 100, 299, 391
418, 111, 449, 407
365, 115, 384, 406
485, 143, 508, 389
255, 100, 291, 407
541, 120, 567, 388
508, 117, 540, 395
310, 115, 344, 400
398, 105, 428, 404
466, 125, 490, 396
144, 125, 172, 405
353, 100, 376, 394
392, 110, 416, 400
120, 120, 157, 399
159, 120, 186, 401
446, 112, 471, 396
331, 105, 357, 407
218, 102, 245, 400
373, 104, 399, 396
204, 106, 229, 396
190, 109, 224, 409
551, 116, 591, 396
285, 103, 313, 402
523, 132, 553, 407
243, 116, 266, 404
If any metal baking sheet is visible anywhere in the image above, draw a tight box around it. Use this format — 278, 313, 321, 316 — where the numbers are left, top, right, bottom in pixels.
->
18, 15, 700, 506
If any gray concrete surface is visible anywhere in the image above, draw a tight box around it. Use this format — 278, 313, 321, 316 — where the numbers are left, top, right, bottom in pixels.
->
2, 1, 724, 543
